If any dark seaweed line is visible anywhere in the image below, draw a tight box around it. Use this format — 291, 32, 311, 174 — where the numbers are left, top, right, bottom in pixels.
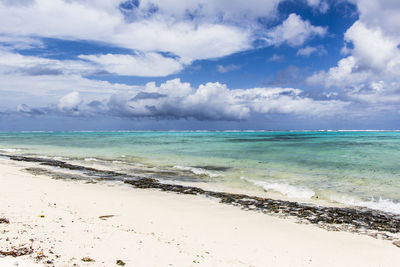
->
2, 154, 400, 234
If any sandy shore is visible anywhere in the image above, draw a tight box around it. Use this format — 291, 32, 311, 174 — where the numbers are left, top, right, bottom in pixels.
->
0, 157, 399, 266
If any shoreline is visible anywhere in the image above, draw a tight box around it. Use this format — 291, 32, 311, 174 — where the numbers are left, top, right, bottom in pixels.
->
3, 153, 400, 234
2, 130, 400, 217
0, 156, 400, 266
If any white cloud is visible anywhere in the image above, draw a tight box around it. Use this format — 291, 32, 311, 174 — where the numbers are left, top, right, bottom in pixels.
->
0, 0, 267, 64
351, 0, 400, 38
307, 0, 320, 6
0, 0, 332, 82
307, 1, 400, 108
264, 13, 327, 47
113, 80, 348, 120
3, 77, 348, 120
344, 21, 400, 70
79, 53, 184, 77
0, 50, 94, 76
0, 49, 185, 77
217, 64, 241, 73
116, 20, 252, 63
306, 0, 329, 13
0, 35, 43, 50
106, 80, 249, 120
0, 0, 329, 68
0, 71, 138, 111
310, 39, 400, 91
296, 45, 326, 57
133, 0, 282, 22
144, 79, 192, 97
307, 56, 370, 88
182, 82, 250, 120
268, 54, 284, 62
243, 88, 345, 116
58, 91, 81, 112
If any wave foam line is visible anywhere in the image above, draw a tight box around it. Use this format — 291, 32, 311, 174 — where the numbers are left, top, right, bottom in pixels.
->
84, 158, 102, 162
240, 177, 315, 199
0, 148, 21, 153
330, 196, 400, 215
173, 165, 222, 178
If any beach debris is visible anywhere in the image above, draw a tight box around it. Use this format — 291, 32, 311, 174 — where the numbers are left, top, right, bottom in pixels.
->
99, 215, 115, 220
0, 245, 33, 257
81, 256, 95, 262
39, 215, 45, 218
393, 241, 400, 248
35, 250, 46, 261
0, 217, 10, 224
116, 259, 126, 266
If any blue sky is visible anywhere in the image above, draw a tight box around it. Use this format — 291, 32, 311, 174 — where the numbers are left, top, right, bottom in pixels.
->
0, 0, 399, 130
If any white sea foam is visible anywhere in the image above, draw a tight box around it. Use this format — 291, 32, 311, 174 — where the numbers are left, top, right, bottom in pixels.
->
39, 155, 66, 161
0, 148, 21, 153
330, 195, 400, 215
84, 158, 101, 162
240, 177, 315, 199
173, 165, 222, 178
241, 177, 400, 214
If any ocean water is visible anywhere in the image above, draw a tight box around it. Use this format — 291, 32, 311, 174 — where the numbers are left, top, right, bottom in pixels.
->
1, 131, 400, 214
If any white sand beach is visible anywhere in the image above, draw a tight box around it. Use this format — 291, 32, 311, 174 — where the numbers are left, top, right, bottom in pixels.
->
0, 157, 399, 267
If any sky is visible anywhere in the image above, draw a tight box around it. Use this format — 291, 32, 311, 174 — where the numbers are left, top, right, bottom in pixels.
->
0, 0, 400, 130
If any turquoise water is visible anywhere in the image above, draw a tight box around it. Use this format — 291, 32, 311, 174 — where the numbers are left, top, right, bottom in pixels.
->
1, 131, 400, 214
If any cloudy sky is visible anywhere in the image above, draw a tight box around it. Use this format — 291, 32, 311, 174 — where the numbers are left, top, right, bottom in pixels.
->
0, 0, 399, 130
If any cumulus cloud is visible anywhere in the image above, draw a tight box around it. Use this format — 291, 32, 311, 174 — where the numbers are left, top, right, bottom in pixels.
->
10, 78, 348, 120
307, 56, 369, 88
182, 82, 250, 120
351, 0, 400, 37
344, 21, 400, 70
264, 13, 327, 47
307, 1, 400, 110
58, 91, 81, 112
107, 80, 348, 120
309, 0, 400, 90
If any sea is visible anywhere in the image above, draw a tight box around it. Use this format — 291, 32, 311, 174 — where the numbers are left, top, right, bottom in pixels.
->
1, 131, 400, 214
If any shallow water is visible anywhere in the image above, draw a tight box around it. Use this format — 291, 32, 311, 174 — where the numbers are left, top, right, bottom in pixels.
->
1, 131, 400, 214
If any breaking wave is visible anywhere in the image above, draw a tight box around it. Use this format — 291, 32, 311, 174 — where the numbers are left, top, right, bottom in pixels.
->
330, 195, 400, 215
240, 177, 315, 199
173, 165, 223, 178
0, 148, 21, 153
84, 158, 102, 162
